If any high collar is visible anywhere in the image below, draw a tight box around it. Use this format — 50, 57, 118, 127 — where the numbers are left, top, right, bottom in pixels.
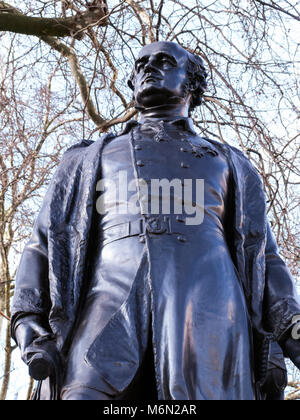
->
119, 117, 197, 136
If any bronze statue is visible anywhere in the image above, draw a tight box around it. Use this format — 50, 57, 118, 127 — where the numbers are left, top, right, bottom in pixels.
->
11, 41, 300, 400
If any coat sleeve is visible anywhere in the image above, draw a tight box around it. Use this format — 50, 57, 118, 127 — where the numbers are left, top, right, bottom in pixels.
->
10, 182, 52, 340
263, 219, 300, 340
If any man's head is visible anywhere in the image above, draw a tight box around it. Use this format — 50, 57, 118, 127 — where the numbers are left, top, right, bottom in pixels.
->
128, 41, 207, 114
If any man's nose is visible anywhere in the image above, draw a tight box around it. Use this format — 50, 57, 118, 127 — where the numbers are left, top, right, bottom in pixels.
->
144, 58, 159, 73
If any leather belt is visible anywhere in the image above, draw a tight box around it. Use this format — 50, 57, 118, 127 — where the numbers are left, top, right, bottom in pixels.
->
101, 216, 224, 247
101, 216, 183, 246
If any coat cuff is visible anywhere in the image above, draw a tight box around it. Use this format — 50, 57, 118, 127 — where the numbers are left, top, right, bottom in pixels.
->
266, 298, 300, 341
11, 288, 50, 340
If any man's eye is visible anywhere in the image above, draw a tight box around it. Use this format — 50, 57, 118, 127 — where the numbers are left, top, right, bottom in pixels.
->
159, 57, 174, 67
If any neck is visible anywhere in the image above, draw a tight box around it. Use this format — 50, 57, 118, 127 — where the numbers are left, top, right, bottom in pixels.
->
138, 101, 190, 122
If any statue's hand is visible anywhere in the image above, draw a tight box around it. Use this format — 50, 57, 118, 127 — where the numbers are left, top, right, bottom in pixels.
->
279, 322, 300, 370
15, 315, 61, 381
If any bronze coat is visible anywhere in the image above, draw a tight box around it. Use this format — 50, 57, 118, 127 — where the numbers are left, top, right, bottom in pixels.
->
11, 130, 300, 399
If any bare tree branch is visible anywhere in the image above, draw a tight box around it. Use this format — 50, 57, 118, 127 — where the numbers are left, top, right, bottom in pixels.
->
253, 0, 300, 21
41, 35, 106, 127
0, 0, 108, 38
0, 311, 10, 321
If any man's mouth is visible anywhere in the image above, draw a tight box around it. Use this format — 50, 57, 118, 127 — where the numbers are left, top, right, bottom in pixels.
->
142, 75, 161, 84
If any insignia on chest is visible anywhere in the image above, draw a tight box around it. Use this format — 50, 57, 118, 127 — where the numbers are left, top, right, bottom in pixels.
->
135, 122, 219, 159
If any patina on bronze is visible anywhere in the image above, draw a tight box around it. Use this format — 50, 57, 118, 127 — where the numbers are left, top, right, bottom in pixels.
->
11, 42, 300, 400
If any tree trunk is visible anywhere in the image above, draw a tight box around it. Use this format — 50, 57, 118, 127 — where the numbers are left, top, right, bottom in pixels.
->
0, 322, 12, 400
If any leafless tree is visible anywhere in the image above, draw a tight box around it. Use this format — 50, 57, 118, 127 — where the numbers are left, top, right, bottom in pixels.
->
0, 0, 299, 400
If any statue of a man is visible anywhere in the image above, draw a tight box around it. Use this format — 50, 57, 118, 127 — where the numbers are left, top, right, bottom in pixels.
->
11, 41, 300, 400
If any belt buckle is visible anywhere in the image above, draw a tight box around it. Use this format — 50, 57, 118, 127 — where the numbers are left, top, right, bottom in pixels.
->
145, 216, 170, 234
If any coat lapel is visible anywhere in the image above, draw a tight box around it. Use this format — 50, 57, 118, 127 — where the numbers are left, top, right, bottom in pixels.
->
205, 139, 268, 330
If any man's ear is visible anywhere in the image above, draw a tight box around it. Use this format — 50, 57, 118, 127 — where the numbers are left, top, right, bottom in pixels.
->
189, 78, 200, 93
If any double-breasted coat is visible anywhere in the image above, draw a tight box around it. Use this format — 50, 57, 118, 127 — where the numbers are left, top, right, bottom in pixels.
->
11, 121, 300, 399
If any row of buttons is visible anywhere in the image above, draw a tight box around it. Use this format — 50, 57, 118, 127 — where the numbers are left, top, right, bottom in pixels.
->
134, 144, 190, 169
133, 137, 191, 243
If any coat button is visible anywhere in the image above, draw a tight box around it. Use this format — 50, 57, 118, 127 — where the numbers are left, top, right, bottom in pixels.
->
137, 160, 144, 167
181, 162, 189, 168
177, 235, 186, 243
134, 145, 142, 151
139, 235, 146, 243
180, 147, 188, 153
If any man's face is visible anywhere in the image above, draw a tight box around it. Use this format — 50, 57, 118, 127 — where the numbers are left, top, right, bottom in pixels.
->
133, 42, 191, 109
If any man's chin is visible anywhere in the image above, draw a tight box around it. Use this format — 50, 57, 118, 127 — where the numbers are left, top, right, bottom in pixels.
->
135, 88, 173, 109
